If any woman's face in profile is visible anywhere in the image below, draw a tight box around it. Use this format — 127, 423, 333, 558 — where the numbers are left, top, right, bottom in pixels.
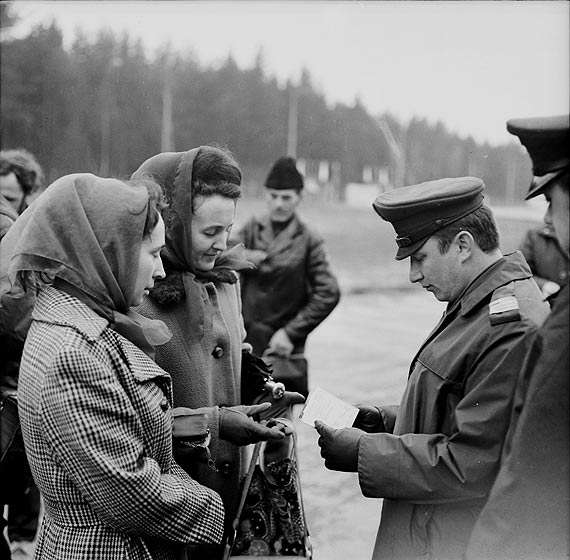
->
132, 215, 166, 306
190, 194, 236, 272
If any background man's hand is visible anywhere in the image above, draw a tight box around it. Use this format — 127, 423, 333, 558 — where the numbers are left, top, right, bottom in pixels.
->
266, 328, 294, 357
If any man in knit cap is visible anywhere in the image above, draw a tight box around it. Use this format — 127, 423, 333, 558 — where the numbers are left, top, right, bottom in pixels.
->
235, 156, 340, 396
466, 115, 569, 560
315, 176, 549, 560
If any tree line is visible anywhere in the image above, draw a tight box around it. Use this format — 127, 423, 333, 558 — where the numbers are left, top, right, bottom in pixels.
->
1, 4, 531, 203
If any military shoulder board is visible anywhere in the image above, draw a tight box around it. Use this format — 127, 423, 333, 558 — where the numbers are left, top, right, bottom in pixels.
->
489, 282, 521, 325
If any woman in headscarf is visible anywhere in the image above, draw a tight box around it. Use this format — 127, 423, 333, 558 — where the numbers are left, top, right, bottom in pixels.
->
0, 173, 225, 559
132, 147, 303, 557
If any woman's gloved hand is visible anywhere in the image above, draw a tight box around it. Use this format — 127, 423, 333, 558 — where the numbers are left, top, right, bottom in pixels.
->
219, 403, 288, 446
253, 390, 305, 421
352, 404, 386, 433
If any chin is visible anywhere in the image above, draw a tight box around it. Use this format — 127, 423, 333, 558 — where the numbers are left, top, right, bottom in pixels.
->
196, 261, 215, 273
271, 213, 291, 223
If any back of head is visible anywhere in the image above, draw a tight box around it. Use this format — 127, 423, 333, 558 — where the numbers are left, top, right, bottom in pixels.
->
0, 148, 45, 196
265, 157, 304, 192
506, 114, 569, 200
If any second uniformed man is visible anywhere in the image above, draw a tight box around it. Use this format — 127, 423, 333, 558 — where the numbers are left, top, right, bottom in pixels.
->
315, 177, 549, 560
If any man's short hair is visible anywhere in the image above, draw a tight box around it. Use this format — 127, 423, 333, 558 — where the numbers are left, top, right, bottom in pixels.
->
432, 205, 500, 254
0, 149, 45, 196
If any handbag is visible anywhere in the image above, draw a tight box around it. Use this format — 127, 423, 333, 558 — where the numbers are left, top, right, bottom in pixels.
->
263, 354, 309, 398
224, 431, 313, 559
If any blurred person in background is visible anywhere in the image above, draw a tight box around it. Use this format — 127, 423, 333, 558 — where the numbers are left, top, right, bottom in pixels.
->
518, 221, 568, 300
234, 156, 340, 396
315, 177, 549, 560
466, 115, 569, 560
0, 173, 226, 559
132, 147, 303, 560
0, 148, 44, 559
0, 149, 44, 222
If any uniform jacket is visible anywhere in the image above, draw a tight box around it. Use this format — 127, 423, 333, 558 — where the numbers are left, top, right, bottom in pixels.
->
236, 213, 340, 354
18, 287, 224, 560
519, 225, 569, 289
137, 276, 246, 525
466, 283, 569, 560
356, 252, 549, 560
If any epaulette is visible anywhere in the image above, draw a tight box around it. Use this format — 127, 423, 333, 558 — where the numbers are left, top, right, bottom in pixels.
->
489, 282, 521, 325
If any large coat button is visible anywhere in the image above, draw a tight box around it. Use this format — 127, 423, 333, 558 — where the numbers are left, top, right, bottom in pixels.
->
160, 397, 169, 411
212, 346, 224, 359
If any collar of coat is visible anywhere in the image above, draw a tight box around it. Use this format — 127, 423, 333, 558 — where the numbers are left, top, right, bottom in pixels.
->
33, 285, 108, 341
456, 251, 532, 317
254, 212, 306, 252
32, 286, 171, 383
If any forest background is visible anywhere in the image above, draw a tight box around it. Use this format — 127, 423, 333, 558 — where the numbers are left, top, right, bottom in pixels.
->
0, 2, 534, 204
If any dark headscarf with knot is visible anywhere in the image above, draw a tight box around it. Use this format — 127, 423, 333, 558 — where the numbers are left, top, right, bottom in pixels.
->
131, 147, 253, 339
0, 173, 171, 355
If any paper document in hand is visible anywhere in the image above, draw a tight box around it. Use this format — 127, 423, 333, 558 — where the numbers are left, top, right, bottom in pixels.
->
299, 386, 359, 429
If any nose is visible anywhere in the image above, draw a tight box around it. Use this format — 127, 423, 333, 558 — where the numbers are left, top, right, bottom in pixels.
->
409, 259, 422, 284
212, 233, 228, 252
154, 256, 166, 280
544, 204, 553, 226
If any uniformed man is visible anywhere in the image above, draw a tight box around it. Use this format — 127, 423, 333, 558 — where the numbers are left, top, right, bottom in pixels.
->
314, 177, 550, 560
466, 115, 569, 560
518, 222, 569, 299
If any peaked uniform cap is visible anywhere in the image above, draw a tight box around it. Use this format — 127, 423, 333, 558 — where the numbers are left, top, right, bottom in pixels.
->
506, 115, 569, 200
373, 177, 485, 260
265, 157, 304, 191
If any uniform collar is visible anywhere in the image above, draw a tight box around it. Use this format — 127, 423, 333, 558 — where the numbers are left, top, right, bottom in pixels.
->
258, 212, 302, 233
32, 286, 108, 341
457, 251, 532, 316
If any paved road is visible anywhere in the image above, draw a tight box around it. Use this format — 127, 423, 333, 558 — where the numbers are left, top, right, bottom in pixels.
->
292, 289, 445, 559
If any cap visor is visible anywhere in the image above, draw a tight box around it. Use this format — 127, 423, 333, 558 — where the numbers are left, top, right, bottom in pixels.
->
395, 237, 429, 261
525, 169, 566, 200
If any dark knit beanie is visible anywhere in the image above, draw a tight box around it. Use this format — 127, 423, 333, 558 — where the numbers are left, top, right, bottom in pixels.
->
265, 157, 304, 191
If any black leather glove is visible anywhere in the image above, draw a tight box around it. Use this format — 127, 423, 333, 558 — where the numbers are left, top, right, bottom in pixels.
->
353, 404, 386, 433
219, 404, 287, 446
253, 390, 305, 421
315, 421, 363, 472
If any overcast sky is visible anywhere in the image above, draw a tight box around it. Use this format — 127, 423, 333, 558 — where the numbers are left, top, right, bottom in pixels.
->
9, 0, 570, 146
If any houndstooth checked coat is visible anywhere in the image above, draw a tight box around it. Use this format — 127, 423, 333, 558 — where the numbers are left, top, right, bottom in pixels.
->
17, 287, 224, 559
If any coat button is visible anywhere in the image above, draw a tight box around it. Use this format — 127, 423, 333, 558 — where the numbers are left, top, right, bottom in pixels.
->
220, 461, 232, 475
212, 346, 224, 359
160, 397, 169, 411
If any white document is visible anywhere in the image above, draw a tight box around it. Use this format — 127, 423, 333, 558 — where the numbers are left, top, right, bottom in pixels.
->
299, 386, 359, 429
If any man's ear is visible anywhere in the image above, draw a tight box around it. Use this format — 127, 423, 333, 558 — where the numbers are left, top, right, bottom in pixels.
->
456, 230, 474, 261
